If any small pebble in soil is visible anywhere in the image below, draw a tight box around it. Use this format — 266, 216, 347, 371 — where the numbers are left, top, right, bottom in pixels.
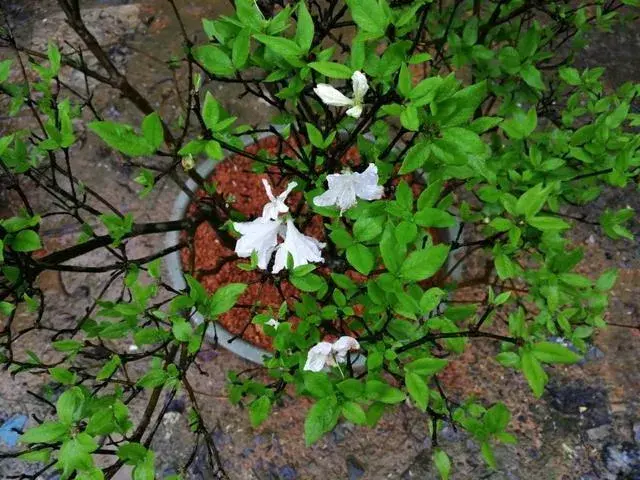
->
602, 442, 640, 477
346, 455, 365, 480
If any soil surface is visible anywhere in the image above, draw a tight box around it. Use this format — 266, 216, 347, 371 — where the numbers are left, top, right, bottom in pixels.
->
0, 2, 639, 480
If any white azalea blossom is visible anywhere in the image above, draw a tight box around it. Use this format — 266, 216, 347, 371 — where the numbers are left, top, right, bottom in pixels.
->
303, 336, 361, 372
272, 219, 325, 274
261, 179, 297, 220
314, 70, 369, 118
313, 163, 384, 213
265, 318, 280, 329
304, 341, 334, 372
233, 217, 283, 270
332, 336, 361, 363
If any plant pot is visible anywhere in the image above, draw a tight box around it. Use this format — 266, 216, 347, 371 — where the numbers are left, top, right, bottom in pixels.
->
165, 132, 461, 365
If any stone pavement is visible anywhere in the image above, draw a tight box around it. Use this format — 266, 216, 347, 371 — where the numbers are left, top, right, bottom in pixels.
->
1, 1, 639, 479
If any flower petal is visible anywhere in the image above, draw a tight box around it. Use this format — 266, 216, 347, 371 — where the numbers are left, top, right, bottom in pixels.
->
332, 336, 360, 354
234, 217, 282, 269
272, 219, 325, 273
351, 71, 369, 102
314, 84, 354, 107
345, 104, 363, 118
354, 164, 384, 201
261, 180, 297, 220
304, 341, 333, 372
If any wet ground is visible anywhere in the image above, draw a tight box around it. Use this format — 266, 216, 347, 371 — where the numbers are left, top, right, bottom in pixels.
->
0, 1, 639, 479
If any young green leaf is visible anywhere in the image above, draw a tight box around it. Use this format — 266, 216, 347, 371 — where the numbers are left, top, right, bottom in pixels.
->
400, 244, 450, 282
308, 61, 352, 79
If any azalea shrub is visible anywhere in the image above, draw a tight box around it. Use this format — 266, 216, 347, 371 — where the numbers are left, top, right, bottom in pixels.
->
1, 0, 639, 478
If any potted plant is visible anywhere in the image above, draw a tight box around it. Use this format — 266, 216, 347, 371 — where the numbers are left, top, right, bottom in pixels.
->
0, 0, 638, 478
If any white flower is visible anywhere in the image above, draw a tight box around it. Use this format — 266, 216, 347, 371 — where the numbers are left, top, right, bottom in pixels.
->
265, 318, 280, 329
314, 70, 369, 118
332, 336, 360, 363
272, 219, 325, 274
303, 336, 361, 372
233, 216, 283, 270
261, 179, 297, 220
304, 341, 333, 372
313, 163, 384, 213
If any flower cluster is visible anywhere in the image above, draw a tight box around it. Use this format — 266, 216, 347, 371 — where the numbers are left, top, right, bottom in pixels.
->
304, 336, 360, 372
234, 179, 325, 273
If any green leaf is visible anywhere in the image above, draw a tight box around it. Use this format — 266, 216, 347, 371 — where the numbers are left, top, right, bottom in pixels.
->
346, 0, 388, 35
291, 273, 325, 292
400, 106, 420, 131
117, 442, 149, 464
306, 122, 324, 148
414, 208, 456, 228
304, 396, 339, 445
559, 273, 591, 288
0, 301, 15, 316
210, 283, 247, 316
559, 67, 581, 85
337, 378, 364, 399
481, 441, 497, 469
232, 28, 251, 68
365, 380, 406, 404
595, 268, 618, 292
400, 244, 450, 282
341, 401, 367, 425
433, 450, 452, 480
88, 121, 154, 156
133, 451, 155, 480
254, 34, 303, 57
532, 342, 581, 364
515, 183, 547, 218
192, 45, 235, 76
606, 102, 630, 129
501, 108, 537, 139
172, 318, 193, 342
0, 59, 12, 83
404, 357, 448, 376
499, 46, 520, 74
405, 372, 429, 411
49, 367, 77, 385
97, 355, 121, 381
527, 216, 570, 231
57, 433, 98, 478
521, 351, 547, 398
399, 141, 430, 174
353, 216, 383, 242
249, 396, 272, 427
496, 351, 520, 368
304, 372, 334, 398
295, 1, 314, 51
521, 64, 545, 90
484, 403, 510, 433
409, 76, 442, 103
235, 0, 266, 30
136, 369, 168, 388
20, 422, 69, 444
346, 244, 375, 275
308, 61, 352, 79
10, 230, 42, 252
56, 387, 83, 424
141, 113, 163, 150
380, 224, 404, 273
